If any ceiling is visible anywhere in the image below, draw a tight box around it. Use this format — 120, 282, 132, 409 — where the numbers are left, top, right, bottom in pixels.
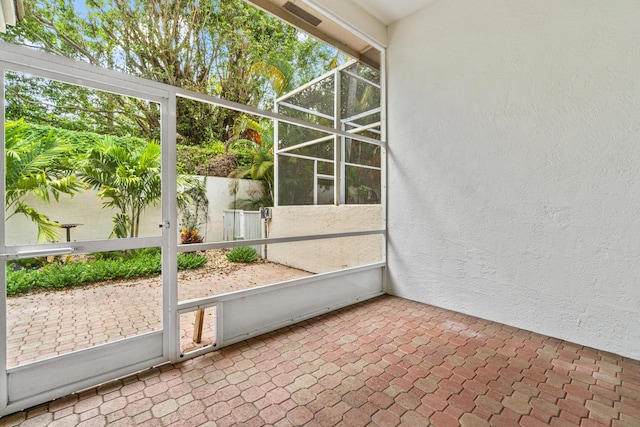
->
245, 0, 435, 69
247, 0, 381, 68
351, 0, 435, 26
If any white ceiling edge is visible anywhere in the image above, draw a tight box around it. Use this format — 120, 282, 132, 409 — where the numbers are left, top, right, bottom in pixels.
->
303, 0, 388, 49
351, 0, 436, 26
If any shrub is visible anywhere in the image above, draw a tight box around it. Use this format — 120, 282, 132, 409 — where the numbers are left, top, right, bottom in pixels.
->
8, 257, 48, 271
91, 247, 160, 261
177, 143, 251, 177
177, 252, 208, 270
91, 250, 128, 261
203, 140, 226, 154
7, 251, 207, 296
176, 143, 227, 176
231, 147, 254, 168
205, 153, 237, 177
226, 246, 258, 263
176, 142, 256, 177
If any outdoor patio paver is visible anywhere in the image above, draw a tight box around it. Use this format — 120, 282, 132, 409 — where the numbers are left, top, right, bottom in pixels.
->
2, 295, 640, 426
6, 255, 311, 367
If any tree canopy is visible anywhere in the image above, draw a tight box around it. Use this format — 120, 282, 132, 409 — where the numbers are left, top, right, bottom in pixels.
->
1, 0, 336, 144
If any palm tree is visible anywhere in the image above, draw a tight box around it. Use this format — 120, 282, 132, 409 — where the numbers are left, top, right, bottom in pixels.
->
79, 138, 161, 238
79, 136, 203, 239
5, 119, 81, 242
245, 145, 274, 204
229, 119, 274, 209
225, 114, 264, 152
250, 58, 295, 99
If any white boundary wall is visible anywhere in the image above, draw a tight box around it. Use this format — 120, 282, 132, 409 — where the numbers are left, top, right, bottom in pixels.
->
5, 176, 262, 245
196, 177, 263, 242
267, 205, 383, 273
385, 0, 640, 359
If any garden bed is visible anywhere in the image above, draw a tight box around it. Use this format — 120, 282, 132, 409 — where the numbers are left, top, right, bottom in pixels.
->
6, 248, 207, 296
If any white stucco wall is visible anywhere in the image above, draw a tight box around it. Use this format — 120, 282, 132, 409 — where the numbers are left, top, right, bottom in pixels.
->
267, 205, 383, 273
386, 0, 640, 359
5, 177, 262, 245
198, 177, 263, 242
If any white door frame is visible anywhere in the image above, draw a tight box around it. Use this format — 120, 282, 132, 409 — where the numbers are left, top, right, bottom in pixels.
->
0, 42, 176, 414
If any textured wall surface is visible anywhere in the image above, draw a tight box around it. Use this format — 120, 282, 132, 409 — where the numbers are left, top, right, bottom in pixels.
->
386, 0, 640, 359
267, 205, 383, 273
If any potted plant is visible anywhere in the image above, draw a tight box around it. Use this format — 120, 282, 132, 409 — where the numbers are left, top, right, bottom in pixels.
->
179, 178, 209, 244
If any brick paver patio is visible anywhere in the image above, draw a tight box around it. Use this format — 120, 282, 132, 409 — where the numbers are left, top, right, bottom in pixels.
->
6, 256, 311, 367
1, 295, 639, 426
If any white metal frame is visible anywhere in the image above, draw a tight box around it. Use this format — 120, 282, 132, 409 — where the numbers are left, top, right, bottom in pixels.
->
0, 40, 387, 416
274, 60, 383, 207
0, 42, 171, 415
0, 50, 7, 414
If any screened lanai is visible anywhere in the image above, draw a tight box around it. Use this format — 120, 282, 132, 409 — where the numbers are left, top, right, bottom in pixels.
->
0, 42, 386, 415
2, 0, 640, 424
275, 60, 382, 207
0, 0, 386, 413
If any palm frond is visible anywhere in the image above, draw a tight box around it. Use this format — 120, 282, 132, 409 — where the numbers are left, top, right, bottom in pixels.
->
11, 202, 62, 243
5, 119, 80, 240
250, 61, 290, 97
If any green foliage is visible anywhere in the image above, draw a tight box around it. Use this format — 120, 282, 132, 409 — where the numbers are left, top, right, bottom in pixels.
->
177, 252, 208, 270
20, 122, 149, 153
232, 147, 256, 169
5, 121, 209, 241
1, 0, 337, 144
5, 119, 82, 242
7, 257, 48, 271
91, 247, 161, 261
250, 41, 336, 106
226, 246, 258, 263
176, 144, 223, 175
176, 143, 254, 176
250, 58, 295, 99
203, 140, 227, 154
228, 156, 272, 210
231, 144, 274, 208
229, 119, 275, 208
6, 251, 207, 296
3, 71, 156, 139
91, 251, 129, 261
79, 137, 162, 238
179, 177, 208, 239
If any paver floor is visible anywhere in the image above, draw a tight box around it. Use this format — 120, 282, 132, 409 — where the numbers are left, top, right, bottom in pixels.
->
2, 295, 639, 426
6, 254, 311, 367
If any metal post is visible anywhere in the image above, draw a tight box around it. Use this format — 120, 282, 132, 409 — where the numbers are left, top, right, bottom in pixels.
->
313, 160, 318, 205
0, 64, 8, 413
380, 49, 388, 293
333, 68, 341, 206
165, 91, 179, 361
273, 100, 279, 207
